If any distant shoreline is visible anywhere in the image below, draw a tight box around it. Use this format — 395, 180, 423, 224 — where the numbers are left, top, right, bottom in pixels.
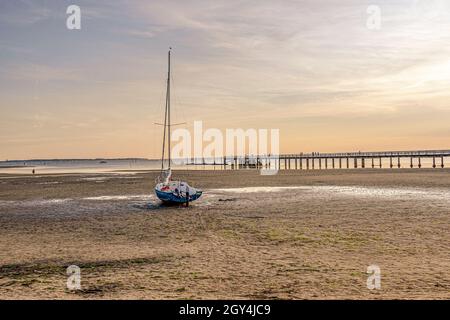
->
0, 165, 34, 169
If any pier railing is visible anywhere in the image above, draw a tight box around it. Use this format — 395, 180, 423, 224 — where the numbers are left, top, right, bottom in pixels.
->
184, 149, 450, 169
282, 149, 450, 158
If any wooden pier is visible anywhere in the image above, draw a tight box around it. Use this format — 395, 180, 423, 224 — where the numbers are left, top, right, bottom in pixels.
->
186, 149, 450, 170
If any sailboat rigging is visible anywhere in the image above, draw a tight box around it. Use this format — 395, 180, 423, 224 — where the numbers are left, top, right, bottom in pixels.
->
154, 48, 202, 204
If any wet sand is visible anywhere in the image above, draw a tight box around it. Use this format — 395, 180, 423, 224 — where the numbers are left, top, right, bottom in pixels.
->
0, 169, 449, 299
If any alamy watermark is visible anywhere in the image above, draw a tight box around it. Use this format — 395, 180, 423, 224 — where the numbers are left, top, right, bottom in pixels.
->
66, 5, 81, 30
66, 265, 81, 290
366, 264, 381, 290
366, 5, 381, 30
171, 121, 280, 175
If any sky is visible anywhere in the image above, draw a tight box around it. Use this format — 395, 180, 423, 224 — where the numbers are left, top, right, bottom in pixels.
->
1, 0, 450, 159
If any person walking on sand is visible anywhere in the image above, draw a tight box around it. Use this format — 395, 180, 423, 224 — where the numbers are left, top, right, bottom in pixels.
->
32, 169, 35, 175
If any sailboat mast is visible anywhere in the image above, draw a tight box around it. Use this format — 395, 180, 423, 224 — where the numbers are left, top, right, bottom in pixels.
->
160, 48, 172, 171
167, 48, 171, 169
160, 50, 170, 170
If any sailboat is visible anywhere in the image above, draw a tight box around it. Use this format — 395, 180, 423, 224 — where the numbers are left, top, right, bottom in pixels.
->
154, 48, 202, 204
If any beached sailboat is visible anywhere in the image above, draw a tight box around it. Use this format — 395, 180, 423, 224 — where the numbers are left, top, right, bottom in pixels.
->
154, 49, 202, 204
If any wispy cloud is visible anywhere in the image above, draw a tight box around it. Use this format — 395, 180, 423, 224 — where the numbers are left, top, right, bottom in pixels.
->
0, 0, 54, 26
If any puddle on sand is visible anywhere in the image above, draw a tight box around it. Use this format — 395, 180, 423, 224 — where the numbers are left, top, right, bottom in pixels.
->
36, 181, 61, 185
78, 175, 143, 182
311, 185, 450, 201
210, 186, 308, 193
82, 195, 151, 201
0, 198, 73, 207
208, 185, 450, 202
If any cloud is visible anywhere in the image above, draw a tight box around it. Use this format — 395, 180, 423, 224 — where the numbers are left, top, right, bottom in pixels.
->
1, 62, 83, 82
0, 0, 54, 26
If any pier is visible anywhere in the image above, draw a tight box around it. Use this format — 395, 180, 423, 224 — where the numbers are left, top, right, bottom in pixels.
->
186, 149, 450, 170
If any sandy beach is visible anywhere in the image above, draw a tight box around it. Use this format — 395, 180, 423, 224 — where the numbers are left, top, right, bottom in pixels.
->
0, 169, 449, 299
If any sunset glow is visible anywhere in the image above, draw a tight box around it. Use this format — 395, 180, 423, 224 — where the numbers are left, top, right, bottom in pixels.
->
1, 0, 450, 159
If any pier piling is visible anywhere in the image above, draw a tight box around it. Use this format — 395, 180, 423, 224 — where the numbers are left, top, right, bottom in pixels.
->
193, 150, 449, 171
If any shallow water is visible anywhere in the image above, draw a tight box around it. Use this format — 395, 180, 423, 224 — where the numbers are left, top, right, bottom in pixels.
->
210, 185, 450, 202
211, 186, 309, 193
2, 184, 449, 216
0, 159, 161, 175
82, 195, 151, 201
0, 157, 443, 175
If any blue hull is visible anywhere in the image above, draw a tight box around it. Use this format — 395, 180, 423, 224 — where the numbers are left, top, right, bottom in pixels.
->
155, 189, 202, 203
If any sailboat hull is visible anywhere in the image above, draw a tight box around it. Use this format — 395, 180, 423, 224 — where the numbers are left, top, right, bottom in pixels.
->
155, 189, 202, 203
